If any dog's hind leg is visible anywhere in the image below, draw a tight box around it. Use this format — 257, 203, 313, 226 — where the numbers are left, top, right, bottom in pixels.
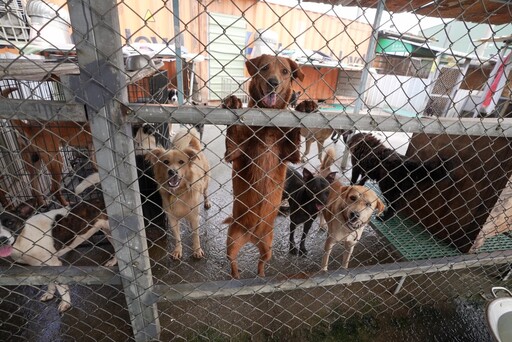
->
289, 221, 298, 255
255, 231, 273, 277
226, 224, 248, 279
299, 219, 314, 256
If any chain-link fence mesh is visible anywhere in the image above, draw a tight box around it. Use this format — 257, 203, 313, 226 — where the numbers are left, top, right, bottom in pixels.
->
0, 0, 511, 341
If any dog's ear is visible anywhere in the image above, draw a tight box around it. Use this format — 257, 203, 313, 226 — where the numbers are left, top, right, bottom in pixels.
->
287, 59, 304, 82
15, 201, 36, 219
325, 172, 337, 184
145, 147, 165, 164
182, 148, 200, 161
302, 168, 313, 181
375, 198, 386, 215
246, 55, 264, 76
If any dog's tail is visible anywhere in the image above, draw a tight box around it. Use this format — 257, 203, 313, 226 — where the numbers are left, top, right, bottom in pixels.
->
172, 127, 201, 151
320, 147, 336, 176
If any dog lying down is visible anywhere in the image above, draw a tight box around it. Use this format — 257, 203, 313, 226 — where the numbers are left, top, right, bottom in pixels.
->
0, 172, 113, 313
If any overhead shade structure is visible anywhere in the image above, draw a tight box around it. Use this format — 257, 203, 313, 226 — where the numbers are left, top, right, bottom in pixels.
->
303, 0, 512, 25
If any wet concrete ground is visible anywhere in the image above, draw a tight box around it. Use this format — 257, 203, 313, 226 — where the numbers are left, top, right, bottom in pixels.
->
0, 124, 503, 341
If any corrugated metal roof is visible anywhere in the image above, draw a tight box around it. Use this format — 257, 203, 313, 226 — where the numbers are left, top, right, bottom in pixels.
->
303, 0, 512, 25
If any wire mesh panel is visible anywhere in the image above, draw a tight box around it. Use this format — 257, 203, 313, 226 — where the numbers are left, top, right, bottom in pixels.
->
0, 0, 511, 341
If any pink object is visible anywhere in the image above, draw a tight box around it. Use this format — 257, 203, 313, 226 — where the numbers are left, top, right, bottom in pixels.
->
483, 52, 512, 108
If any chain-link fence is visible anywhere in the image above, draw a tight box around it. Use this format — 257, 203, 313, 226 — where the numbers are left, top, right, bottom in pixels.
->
0, 0, 511, 341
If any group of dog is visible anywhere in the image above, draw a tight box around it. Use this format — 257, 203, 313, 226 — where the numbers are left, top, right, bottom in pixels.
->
0, 54, 450, 313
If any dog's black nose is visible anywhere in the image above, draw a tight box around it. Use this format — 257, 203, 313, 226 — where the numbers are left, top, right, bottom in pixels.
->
168, 169, 177, 177
349, 212, 360, 221
268, 78, 279, 88
0, 236, 10, 245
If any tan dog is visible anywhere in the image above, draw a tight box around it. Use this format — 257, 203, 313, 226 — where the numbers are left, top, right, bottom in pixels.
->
146, 128, 211, 259
321, 183, 385, 270
223, 54, 316, 278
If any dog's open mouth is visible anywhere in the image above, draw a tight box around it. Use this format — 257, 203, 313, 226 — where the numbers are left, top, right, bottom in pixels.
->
168, 174, 182, 188
0, 245, 12, 258
262, 92, 277, 107
315, 203, 324, 211
347, 221, 362, 231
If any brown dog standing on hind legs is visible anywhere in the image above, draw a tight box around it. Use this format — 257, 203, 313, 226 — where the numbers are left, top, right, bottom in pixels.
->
222, 54, 318, 278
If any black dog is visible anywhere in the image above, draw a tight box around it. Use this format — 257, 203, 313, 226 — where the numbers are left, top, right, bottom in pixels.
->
347, 132, 451, 220
282, 167, 336, 256
133, 124, 165, 228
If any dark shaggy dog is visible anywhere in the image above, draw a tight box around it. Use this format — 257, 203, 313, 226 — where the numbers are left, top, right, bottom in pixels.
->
347, 132, 450, 220
282, 165, 336, 256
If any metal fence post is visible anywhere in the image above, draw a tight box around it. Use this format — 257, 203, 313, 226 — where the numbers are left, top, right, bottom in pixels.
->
67, 1, 160, 340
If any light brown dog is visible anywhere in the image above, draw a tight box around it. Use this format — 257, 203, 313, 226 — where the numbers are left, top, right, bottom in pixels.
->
222, 54, 318, 278
146, 128, 211, 259
321, 182, 385, 270
300, 125, 346, 163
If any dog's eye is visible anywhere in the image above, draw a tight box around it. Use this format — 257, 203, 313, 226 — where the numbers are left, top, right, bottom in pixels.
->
163, 160, 170, 165
178, 160, 185, 165
349, 195, 357, 202
282, 69, 289, 75
261, 65, 269, 71
366, 202, 372, 208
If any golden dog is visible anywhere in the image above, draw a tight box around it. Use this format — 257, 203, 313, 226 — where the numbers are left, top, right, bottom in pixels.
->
321, 183, 385, 270
146, 128, 211, 259
222, 54, 318, 278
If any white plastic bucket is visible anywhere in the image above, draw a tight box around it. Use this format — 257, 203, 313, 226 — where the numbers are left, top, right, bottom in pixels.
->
486, 287, 512, 342
26, 0, 72, 47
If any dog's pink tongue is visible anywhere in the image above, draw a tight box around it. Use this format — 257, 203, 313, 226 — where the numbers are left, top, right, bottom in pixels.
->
0, 245, 12, 257
263, 93, 277, 107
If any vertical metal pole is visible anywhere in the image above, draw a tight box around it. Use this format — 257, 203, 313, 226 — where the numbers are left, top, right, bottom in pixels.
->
172, 0, 185, 105
67, 1, 160, 341
341, 0, 385, 169
352, 0, 385, 115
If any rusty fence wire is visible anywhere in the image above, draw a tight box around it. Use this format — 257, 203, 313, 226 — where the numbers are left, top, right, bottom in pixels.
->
0, 0, 511, 341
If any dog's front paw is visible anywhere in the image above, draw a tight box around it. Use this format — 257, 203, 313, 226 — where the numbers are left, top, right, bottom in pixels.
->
104, 256, 118, 267
57, 301, 71, 314
40, 291, 54, 302
170, 246, 183, 260
295, 100, 318, 113
222, 95, 243, 109
204, 199, 212, 210
192, 248, 205, 259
